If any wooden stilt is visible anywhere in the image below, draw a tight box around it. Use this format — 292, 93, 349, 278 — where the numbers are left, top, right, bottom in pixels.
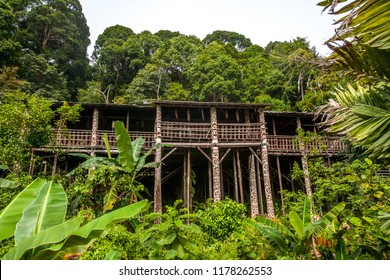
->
249, 155, 259, 217
276, 155, 285, 215
236, 150, 244, 204
28, 151, 35, 177
297, 117, 312, 198
187, 149, 192, 212
91, 107, 99, 157
52, 154, 58, 176
126, 109, 130, 130
208, 160, 213, 199
233, 151, 239, 203
255, 154, 264, 214
259, 110, 275, 217
154, 104, 163, 213
210, 106, 221, 202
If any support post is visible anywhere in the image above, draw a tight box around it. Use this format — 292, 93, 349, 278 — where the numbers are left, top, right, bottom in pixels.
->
154, 104, 163, 213
236, 150, 244, 204
233, 151, 239, 203
249, 155, 259, 217
126, 109, 130, 130
255, 154, 264, 214
52, 154, 58, 176
259, 110, 275, 217
91, 107, 99, 156
210, 106, 221, 202
297, 117, 312, 198
276, 155, 285, 215
28, 151, 35, 177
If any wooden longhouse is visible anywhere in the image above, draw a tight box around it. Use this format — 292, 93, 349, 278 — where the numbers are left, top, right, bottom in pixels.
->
34, 100, 346, 217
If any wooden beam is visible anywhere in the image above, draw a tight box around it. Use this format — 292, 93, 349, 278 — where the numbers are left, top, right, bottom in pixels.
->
219, 148, 231, 164
249, 147, 263, 165
161, 147, 177, 162
197, 147, 212, 163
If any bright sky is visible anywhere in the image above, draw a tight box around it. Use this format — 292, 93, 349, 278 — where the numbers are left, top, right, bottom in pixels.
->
78, 0, 337, 57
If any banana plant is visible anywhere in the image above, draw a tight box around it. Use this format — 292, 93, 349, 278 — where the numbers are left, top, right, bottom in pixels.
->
67, 121, 161, 212
251, 197, 345, 259
0, 178, 149, 259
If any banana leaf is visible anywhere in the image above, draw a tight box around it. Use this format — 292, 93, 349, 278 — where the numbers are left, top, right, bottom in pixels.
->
2, 216, 84, 260
0, 178, 46, 242
289, 211, 304, 240
115, 120, 134, 172
2, 200, 148, 260
15, 180, 67, 245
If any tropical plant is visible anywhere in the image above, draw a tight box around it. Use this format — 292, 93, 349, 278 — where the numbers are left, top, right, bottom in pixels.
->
317, 0, 390, 160
0, 177, 148, 259
135, 200, 202, 260
67, 121, 159, 213
251, 196, 345, 259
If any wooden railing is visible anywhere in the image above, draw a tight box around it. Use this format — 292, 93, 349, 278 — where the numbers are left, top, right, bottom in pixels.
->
218, 123, 261, 142
267, 135, 346, 155
161, 121, 211, 142
51, 129, 154, 150
48, 127, 346, 155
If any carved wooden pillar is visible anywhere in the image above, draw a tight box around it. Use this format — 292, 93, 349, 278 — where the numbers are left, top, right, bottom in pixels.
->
259, 110, 275, 217
154, 104, 163, 213
297, 117, 312, 198
249, 154, 259, 217
210, 106, 221, 202
91, 107, 99, 156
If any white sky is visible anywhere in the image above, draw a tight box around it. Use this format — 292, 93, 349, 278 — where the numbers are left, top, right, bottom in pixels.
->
78, 0, 337, 57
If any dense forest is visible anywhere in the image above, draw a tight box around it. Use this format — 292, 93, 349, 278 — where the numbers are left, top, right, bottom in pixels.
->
0, 0, 389, 260
0, 0, 348, 111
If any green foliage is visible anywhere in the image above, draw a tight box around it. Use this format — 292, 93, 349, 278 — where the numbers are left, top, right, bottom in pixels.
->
135, 200, 202, 260
292, 158, 390, 259
66, 121, 157, 214
0, 175, 149, 260
252, 196, 345, 259
197, 197, 247, 241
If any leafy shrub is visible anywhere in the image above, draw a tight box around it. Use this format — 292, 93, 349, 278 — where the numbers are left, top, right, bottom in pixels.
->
197, 197, 247, 241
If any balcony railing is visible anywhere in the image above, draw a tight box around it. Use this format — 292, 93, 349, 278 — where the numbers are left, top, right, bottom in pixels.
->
46, 127, 346, 155
50, 129, 154, 150
267, 135, 346, 155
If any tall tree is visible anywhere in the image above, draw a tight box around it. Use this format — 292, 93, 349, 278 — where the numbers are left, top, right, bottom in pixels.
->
0, 1, 22, 67
189, 41, 242, 102
10, 0, 91, 100
92, 25, 135, 62
203, 30, 252, 51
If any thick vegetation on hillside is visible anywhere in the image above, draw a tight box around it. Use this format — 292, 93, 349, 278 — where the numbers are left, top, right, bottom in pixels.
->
0, 0, 389, 260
